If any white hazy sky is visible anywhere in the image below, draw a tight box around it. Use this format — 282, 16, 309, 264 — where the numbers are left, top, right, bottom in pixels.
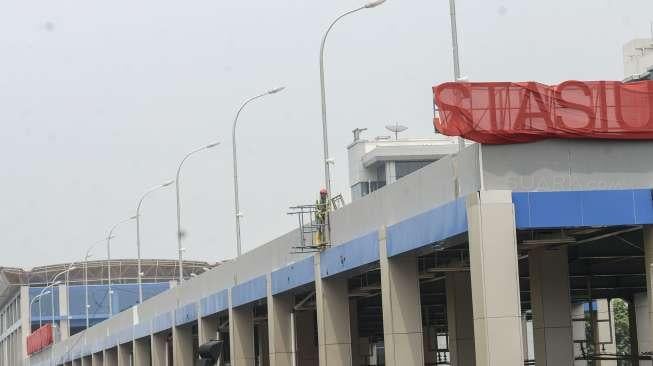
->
1, 0, 652, 268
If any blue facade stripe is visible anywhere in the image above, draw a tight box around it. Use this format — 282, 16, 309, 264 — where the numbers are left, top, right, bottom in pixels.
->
200, 289, 229, 317
513, 189, 653, 228
175, 302, 198, 326
386, 198, 467, 257
152, 312, 173, 334
271, 256, 315, 295
133, 320, 151, 339
231, 275, 267, 308
320, 231, 379, 278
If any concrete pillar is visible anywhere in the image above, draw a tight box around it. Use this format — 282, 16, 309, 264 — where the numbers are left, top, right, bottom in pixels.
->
644, 226, 653, 361
349, 299, 360, 366
230, 302, 255, 366
91, 352, 104, 366
315, 254, 352, 366
151, 332, 168, 366
134, 337, 151, 366
529, 247, 574, 366
595, 299, 617, 366
379, 227, 424, 366
117, 342, 132, 366
295, 310, 318, 366
267, 279, 294, 366
173, 325, 194, 366
19, 286, 30, 362
466, 190, 524, 365
572, 303, 587, 366
58, 284, 70, 341
446, 271, 475, 366
73, 359, 82, 366
199, 316, 219, 346
635, 293, 650, 366
103, 347, 117, 366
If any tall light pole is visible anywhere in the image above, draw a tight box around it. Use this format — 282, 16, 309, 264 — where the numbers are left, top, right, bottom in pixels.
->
318, 0, 386, 217
30, 290, 51, 328
175, 141, 220, 283
232, 88, 285, 257
447, 0, 466, 151
136, 180, 174, 303
106, 216, 136, 316
83, 237, 113, 329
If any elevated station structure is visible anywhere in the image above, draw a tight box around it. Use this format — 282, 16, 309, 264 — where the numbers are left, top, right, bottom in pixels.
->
26, 138, 653, 365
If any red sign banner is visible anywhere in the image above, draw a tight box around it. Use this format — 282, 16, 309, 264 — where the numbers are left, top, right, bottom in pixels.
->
26, 324, 53, 355
432, 81, 653, 144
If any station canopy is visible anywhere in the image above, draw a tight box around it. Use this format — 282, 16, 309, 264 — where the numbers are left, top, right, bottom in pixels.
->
432, 80, 653, 144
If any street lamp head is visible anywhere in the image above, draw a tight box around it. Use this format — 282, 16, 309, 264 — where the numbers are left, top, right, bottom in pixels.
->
43, 290, 51, 296
268, 86, 286, 94
161, 180, 174, 188
54, 280, 62, 285
206, 141, 221, 149
129, 215, 138, 220
364, 0, 386, 8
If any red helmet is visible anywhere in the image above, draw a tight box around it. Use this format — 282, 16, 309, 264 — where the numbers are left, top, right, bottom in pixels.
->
320, 188, 327, 195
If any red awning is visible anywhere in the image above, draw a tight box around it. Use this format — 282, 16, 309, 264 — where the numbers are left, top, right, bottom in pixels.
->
432, 81, 653, 144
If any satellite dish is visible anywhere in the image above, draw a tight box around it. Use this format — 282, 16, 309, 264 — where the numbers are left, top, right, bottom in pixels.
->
385, 123, 408, 140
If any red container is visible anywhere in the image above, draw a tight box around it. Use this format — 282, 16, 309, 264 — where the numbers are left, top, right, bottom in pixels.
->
27, 324, 53, 355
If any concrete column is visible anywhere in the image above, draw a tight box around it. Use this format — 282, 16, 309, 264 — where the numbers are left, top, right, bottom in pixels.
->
267, 278, 294, 366
379, 227, 424, 366
315, 254, 352, 366
151, 332, 168, 366
572, 303, 587, 366
295, 310, 318, 366
117, 342, 132, 366
635, 293, 650, 366
349, 299, 360, 366
595, 299, 617, 366
91, 352, 104, 366
466, 190, 524, 365
644, 226, 653, 360
133, 337, 151, 366
230, 301, 255, 366
58, 284, 70, 341
446, 271, 475, 366
19, 286, 29, 362
103, 347, 117, 366
199, 316, 219, 346
73, 359, 82, 366
173, 325, 194, 366
529, 247, 574, 366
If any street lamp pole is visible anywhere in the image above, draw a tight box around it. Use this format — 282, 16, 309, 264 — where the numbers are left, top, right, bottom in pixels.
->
30, 290, 51, 328
106, 217, 136, 316
447, 0, 466, 151
232, 88, 285, 257
318, 0, 386, 218
175, 142, 220, 283
136, 180, 174, 303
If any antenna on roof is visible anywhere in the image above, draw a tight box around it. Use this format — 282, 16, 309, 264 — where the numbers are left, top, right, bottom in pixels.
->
385, 123, 408, 140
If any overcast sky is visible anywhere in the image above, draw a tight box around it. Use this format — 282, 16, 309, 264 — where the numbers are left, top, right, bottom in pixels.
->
1, 0, 652, 268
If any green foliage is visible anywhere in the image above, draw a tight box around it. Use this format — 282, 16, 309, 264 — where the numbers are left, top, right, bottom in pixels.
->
612, 298, 630, 365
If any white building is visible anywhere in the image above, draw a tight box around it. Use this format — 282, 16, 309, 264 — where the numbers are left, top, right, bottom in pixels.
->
347, 129, 459, 201
623, 38, 653, 80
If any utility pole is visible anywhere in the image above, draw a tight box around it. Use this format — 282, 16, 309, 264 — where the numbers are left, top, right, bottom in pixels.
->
448, 0, 466, 152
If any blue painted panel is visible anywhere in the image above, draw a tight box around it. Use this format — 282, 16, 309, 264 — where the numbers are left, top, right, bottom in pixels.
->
152, 312, 173, 333
118, 327, 133, 344
134, 320, 151, 339
513, 189, 653, 228
386, 198, 468, 257
271, 256, 315, 295
175, 302, 198, 326
231, 275, 267, 308
320, 231, 379, 278
200, 289, 229, 317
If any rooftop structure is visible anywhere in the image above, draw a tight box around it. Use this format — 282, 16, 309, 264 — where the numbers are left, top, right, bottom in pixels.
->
624, 38, 653, 81
347, 130, 459, 201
